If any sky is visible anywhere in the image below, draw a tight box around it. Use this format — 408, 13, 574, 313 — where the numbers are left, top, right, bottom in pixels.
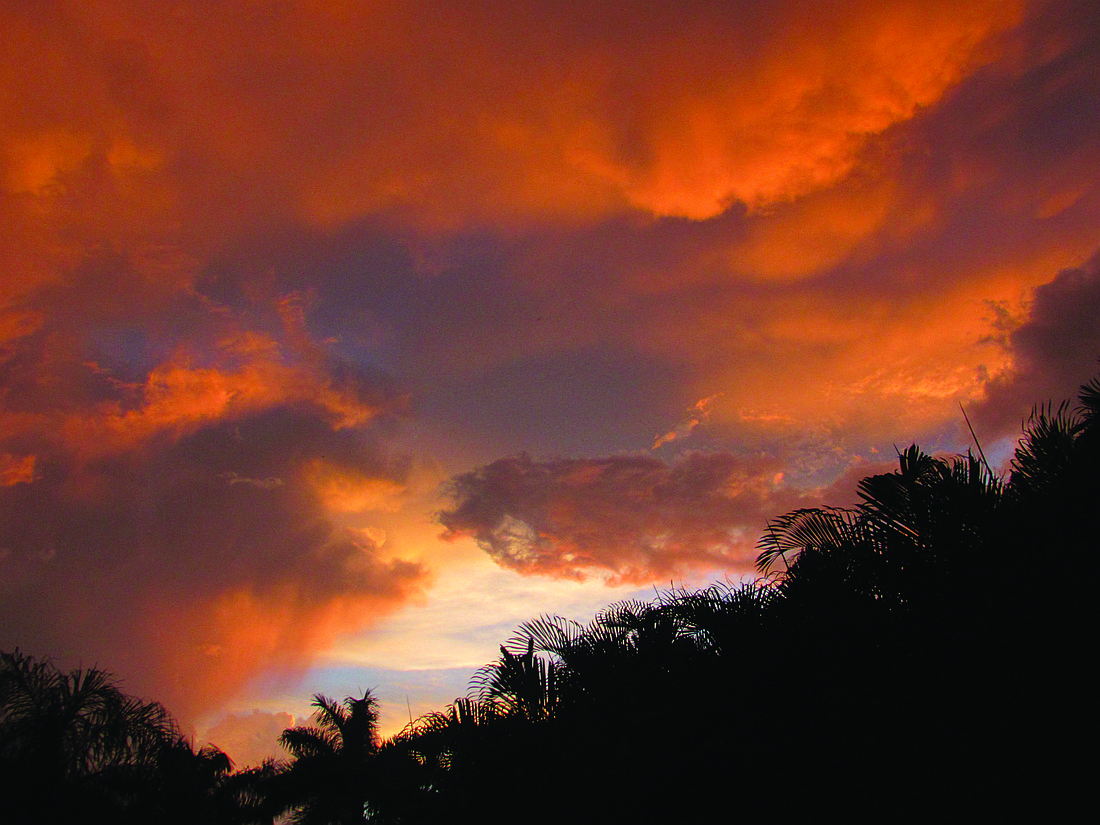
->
2, 0, 1100, 766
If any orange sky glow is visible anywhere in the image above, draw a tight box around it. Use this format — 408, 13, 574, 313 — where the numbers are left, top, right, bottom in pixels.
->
2, 0, 1100, 762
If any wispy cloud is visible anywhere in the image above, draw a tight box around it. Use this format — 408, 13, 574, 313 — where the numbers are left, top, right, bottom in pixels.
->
653, 394, 722, 449
221, 471, 283, 490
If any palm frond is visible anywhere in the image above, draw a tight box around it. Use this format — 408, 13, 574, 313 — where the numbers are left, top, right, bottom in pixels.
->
471, 638, 561, 721
665, 580, 778, 653
1010, 401, 1081, 494
756, 507, 858, 574
503, 614, 585, 659
309, 694, 348, 736
279, 725, 338, 760
1078, 374, 1100, 420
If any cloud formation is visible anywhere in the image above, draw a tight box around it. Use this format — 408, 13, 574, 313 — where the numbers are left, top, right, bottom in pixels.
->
200, 710, 296, 769
2, 0, 1100, 737
0, 271, 425, 719
440, 451, 830, 584
0, 0, 1027, 232
976, 248, 1100, 434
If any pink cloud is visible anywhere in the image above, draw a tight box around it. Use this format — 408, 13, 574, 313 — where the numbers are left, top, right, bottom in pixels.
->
440, 451, 832, 585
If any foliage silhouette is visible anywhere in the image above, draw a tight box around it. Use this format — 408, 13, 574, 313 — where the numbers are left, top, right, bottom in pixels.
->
0, 650, 240, 824
267, 692, 384, 824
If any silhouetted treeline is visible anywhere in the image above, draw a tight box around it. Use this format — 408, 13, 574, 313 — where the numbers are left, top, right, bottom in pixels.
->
5, 375, 1095, 823
0, 650, 264, 824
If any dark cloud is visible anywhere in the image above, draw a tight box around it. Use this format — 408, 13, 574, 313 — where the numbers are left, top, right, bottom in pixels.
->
439, 451, 828, 584
976, 249, 1100, 434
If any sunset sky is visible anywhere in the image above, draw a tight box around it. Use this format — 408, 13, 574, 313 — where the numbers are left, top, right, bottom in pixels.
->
3, 0, 1099, 765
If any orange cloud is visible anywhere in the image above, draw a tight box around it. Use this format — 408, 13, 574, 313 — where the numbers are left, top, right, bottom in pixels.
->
719, 175, 903, 281
653, 394, 722, 449
583, 0, 1024, 219
137, 556, 423, 720
199, 710, 296, 770
0, 0, 1026, 238
0, 403, 427, 722
0, 277, 422, 724
0, 453, 35, 486
305, 458, 407, 514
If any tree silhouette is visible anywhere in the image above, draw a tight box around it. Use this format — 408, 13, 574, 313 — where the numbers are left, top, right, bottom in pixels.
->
270, 691, 414, 824
471, 637, 562, 722
0, 650, 238, 824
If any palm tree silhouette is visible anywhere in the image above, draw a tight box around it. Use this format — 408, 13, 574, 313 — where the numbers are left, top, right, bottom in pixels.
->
0, 649, 237, 824
273, 692, 383, 824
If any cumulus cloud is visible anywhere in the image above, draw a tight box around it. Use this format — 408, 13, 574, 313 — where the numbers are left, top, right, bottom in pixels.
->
439, 451, 830, 585
0, 394, 425, 720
